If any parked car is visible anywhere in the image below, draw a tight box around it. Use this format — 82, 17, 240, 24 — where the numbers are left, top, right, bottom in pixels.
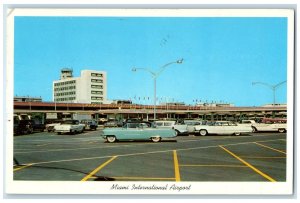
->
98, 118, 108, 125
54, 120, 85, 135
45, 120, 63, 132
195, 121, 253, 136
101, 122, 177, 143
80, 119, 98, 130
153, 120, 188, 135
14, 120, 33, 135
31, 120, 46, 132
184, 120, 205, 134
104, 120, 123, 128
192, 120, 215, 134
243, 119, 287, 133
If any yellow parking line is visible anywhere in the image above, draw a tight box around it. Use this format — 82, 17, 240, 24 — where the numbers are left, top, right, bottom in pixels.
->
81, 156, 117, 181
180, 164, 247, 168
14, 164, 33, 171
173, 150, 181, 182
219, 145, 276, 182
254, 142, 286, 155
112, 177, 175, 180
22, 138, 286, 166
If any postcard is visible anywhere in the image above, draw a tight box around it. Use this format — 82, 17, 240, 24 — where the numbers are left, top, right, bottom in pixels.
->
5, 7, 294, 195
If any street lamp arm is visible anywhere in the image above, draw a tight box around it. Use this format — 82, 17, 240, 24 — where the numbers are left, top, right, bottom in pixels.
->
252, 80, 287, 105
252, 82, 274, 90
132, 68, 157, 77
156, 58, 184, 77
274, 80, 287, 89
252, 80, 287, 90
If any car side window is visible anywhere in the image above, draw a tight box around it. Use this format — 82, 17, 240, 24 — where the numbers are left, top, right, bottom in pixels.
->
127, 123, 138, 128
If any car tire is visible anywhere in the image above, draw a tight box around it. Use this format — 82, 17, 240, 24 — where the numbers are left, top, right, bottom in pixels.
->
199, 129, 207, 136
234, 132, 241, 136
107, 136, 116, 143
251, 126, 257, 133
151, 136, 161, 143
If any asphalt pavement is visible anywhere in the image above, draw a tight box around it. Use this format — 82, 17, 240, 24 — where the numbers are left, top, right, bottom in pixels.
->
13, 130, 286, 182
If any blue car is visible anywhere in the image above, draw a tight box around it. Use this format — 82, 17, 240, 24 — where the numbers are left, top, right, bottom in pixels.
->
101, 122, 177, 143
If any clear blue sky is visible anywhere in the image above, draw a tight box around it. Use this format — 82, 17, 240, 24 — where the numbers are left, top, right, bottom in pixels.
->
14, 17, 287, 106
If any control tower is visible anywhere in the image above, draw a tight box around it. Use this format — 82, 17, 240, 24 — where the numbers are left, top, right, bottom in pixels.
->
60, 68, 73, 79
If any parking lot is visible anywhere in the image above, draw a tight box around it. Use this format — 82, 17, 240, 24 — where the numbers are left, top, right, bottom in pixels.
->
13, 129, 286, 182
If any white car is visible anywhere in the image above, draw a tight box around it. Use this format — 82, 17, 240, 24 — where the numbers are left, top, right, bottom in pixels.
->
45, 120, 63, 132
184, 120, 205, 134
252, 122, 287, 133
54, 120, 85, 135
239, 119, 287, 133
238, 120, 257, 132
196, 121, 253, 136
154, 120, 188, 135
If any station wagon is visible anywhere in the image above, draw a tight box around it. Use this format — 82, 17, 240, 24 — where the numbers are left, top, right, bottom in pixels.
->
101, 122, 177, 143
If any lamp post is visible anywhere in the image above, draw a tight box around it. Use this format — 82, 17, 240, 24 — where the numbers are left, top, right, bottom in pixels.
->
252, 80, 287, 105
132, 58, 183, 120
50, 86, 57, 111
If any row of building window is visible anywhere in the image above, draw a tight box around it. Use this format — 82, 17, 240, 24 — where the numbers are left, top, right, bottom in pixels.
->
55, 97, 76, 102
91, 79, 103, 83
91, 96, 103, 100
91, 85, 103, 89
54, 80, 76, 86
55, 91, 76, 97
54, 86, 76, 91
91, 73, 103, 77
91, 91, 103, 95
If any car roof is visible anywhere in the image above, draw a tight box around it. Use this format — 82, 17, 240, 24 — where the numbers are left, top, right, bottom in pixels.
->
155, 120, 175, 122
126, 121, 151, 124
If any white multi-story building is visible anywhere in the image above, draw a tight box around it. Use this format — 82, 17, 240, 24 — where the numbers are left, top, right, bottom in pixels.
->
53, 68, 107, 104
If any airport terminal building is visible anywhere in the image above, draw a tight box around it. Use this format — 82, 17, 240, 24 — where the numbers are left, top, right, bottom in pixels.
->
53, 68, 107, 104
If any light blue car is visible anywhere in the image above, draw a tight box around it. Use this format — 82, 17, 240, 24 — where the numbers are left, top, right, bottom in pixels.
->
101, 122, 177, 143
